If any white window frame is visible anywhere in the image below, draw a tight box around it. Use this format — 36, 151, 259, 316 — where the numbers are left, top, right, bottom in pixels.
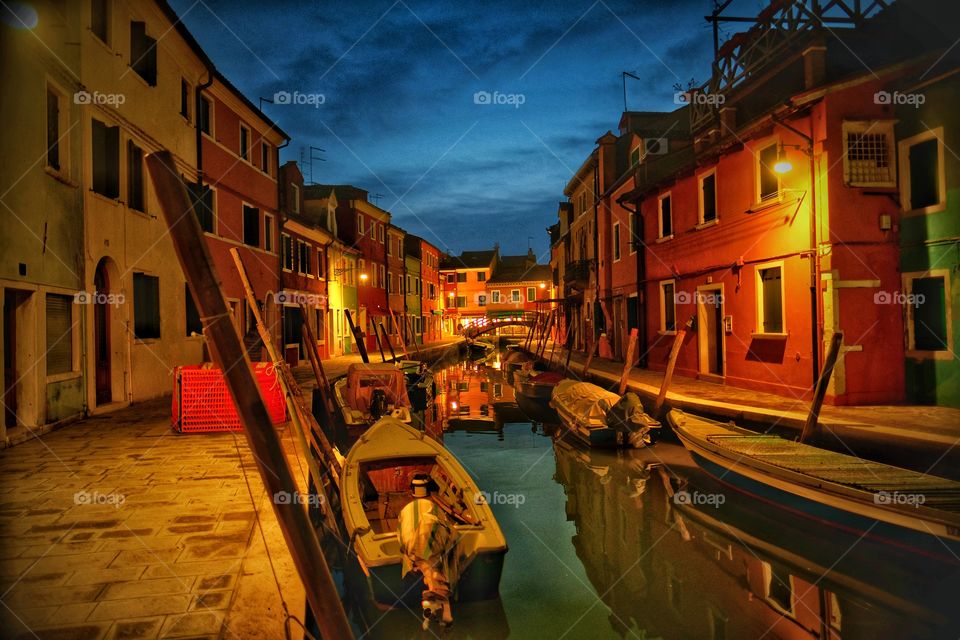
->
613, 222, 621, 261
491, 290, 501, 304
290, 183, 300, 214
756, 139, 782, 204
261, 141, 271, 176
526, 286, 536, 302
280, 233, 293, 272
379, 224, 385, 243
45, 80, 70, 179
357, 216, 364, 236
697, 167, 718, 226
510, 289, 521, 303
903, 269, 953, 360
263, 213, 274, 253
199, 93, 214, 137
898, 127, 947, 215
657, 192, 673, 240
239, 124, 251, 162
842, 120, 896, 188
659, 279, 677, 335
761, 562, 796, 617
754, 260, 786, 337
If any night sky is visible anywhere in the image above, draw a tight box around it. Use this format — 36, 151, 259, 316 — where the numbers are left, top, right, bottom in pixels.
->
170, 0, 755, 260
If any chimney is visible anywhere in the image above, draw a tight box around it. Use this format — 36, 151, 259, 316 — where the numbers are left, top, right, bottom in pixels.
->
596, 132, 618, 194
803, 43, 827, 89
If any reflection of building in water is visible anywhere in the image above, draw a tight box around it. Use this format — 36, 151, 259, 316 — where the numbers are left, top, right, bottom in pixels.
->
552, 440, 958, 640
434, 358, 525, 434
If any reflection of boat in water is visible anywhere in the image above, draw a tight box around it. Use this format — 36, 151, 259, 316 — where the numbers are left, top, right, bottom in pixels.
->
670, 409, 960, 562
513, 369, 563, 424
340, 417, 508, 608
333, 363, 412, 430
551, 436, 960, 639
551, 380, 660, 448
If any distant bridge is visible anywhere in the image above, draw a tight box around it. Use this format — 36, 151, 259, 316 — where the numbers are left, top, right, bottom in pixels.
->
461, 312, 539, 338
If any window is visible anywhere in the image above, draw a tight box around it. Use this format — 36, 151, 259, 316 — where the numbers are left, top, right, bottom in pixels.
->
357, 216, 364, 236
189, 184, 214, 233
527, 287, 536, 302
842, 121, 895, 187
477, 272, 486, 282
899, 129, 945, 213
281, 234, 293, 270
388, 272, 394, 293
699, 170, 717, 223
129, 21, 157, 86
298, 240, 311, 275
46, 294, 73, 375
491, 290, 500, 303
199, 95, 212, 135
756, 264, 784, 334
758, 143, 780, 202
510, 289, 521, 303
185, 284, 202, 336
380, 266, 386, 289
46, 87, 61, 171
613, 222, 621, 261
91, 0, 109, 44
133, 273, 160, 339
387, 237, 393, 256
763, 563, 794, 615
660, 280, 676, 333
91, 119, 120, 198
127, 140, 145, 212
379, 224, 385, 243
429, 283, 435, 299
180, 79, 191, 120
456, 272, 466, 283
242, 205, 260, 247
905, 272, 950, 353
658, 193, 672, 238
455, 296, 467, 308
263, 214, 273, 252
445, 273, 454, 283
239, 125, 250, 161
290, 183, 300, 214
261, 142, 270, 175
317, 249, 325, 279
405, 275, 411, 293
629, 213, 640, 255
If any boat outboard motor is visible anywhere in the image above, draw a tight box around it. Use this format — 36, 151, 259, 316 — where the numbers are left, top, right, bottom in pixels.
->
606, 392, 659, 448
369, 388, 388, 419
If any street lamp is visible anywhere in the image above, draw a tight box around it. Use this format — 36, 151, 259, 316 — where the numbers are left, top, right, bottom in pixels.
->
773, 145, 793, 174
538, 282, 546, 289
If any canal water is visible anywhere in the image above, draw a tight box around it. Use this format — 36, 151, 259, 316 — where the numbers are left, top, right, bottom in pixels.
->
332, 348, 960, 640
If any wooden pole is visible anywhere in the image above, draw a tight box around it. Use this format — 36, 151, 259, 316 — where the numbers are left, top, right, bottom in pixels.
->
523, 311, 537, 351
299, 304, 335, 416
373, 322, 387, 362
379, 322, 397, 361
582, 328, 597, 377
653, 328, 686, 418
388, 308, 409, 359
537, 310, 556, 359
405, 315, 422, 356
800, 332, 843, 443
145, 151, 354, 640
564, 316, 575, 376
344, 309, 369, 363
618, 328, 639, 396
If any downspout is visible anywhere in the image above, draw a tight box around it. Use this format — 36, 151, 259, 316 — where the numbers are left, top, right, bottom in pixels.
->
195, 68, 214, 360
592, 157, 601, 334
620, 195, 647, 368
275, 135, 290, 357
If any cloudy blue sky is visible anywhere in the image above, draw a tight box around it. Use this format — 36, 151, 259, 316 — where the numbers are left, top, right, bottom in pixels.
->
170, 0, 758, 258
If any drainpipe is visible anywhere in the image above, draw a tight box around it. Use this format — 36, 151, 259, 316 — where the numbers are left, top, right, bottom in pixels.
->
592, 157, 601, 335
620, 196, 647, 368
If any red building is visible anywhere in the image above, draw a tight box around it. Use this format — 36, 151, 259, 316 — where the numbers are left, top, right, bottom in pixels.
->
485, 250, 552, 324
420, 238, 442, 343
307, 185, 390, 354
386, 224, 406, 347
196, 72, 289, 358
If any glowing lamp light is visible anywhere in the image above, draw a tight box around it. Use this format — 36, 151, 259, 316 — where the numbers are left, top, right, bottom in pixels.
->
450, 401, 459, 410
539, 282, 546, 289
1, 3, 39, 29
359, 272, 369, 283
773, 146, 792, 174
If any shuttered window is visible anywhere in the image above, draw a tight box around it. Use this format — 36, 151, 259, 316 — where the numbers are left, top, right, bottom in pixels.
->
133, 273, 160, 339
92, 119, 120, 198
46, 294, 73, 375
130, 21, 157, 86
127, 140, 145, 212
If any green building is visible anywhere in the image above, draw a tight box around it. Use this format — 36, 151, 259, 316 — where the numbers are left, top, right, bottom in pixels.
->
404, 235, 423, 345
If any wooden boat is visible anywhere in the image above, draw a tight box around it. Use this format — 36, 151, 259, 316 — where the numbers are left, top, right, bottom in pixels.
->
669, 409, 960, 560
340, 417, 508, 607
513, 369, 563, 401
550, 380, 660, 448
333, 363, 412, 429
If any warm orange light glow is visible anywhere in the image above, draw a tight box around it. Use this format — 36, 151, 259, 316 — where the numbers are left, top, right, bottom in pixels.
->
450, 401, 458, 410
773, 146, 792, 174
539, 282, 546, 289
448, 292, 455, 297
359, 273, 369, 282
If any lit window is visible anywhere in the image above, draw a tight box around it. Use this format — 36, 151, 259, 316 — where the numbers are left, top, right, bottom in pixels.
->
756, 264, 784, 334
842, 121, 895, 187
758, 143, 780, 202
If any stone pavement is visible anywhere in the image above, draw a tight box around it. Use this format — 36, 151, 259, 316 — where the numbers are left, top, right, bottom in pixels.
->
543, 343, 960, 478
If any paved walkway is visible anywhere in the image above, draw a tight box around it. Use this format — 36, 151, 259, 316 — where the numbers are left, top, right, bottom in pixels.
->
542, 343, 960, 477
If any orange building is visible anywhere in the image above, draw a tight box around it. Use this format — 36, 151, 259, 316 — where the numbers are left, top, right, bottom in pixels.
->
439, 248, 498, 331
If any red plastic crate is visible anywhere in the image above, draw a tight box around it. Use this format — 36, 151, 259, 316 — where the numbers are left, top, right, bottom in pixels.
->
172, 362, 287, 433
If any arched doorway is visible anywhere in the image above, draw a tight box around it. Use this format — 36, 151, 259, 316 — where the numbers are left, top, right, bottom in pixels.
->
94, 259, 112, 405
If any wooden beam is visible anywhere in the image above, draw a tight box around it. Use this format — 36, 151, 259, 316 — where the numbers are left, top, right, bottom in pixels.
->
801, 332, 844, 444
379, 322, 397, 361
653, 329, 686, 418
344, 309, 369, 363
298, 303, 335, 417
405, 315, 421, 356
388, 308, 409, 358
618, 328, 639, 396
145, 151, 353, 640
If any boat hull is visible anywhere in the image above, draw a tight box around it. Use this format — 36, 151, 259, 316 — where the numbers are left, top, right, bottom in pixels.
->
366, 548, 507, 607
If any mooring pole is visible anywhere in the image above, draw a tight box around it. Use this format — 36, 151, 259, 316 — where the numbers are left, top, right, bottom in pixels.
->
801, 332, 844, 443
373, 323, 387, 362
618, 328, 639, 396
299, 304, 335, 417
653, 328, 686, 418
379, 322, 397, 361
344, 309, 369, 363
145, 151, 354, 640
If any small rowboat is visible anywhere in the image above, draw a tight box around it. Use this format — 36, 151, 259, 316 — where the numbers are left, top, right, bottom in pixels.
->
550, 380, 660, 448
333, 363, 412, 430
513, 369, 562, 401
340, 417, 508, 607
669, 409, 960, 561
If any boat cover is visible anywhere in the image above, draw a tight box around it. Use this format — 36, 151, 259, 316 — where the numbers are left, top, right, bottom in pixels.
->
551, 380, 618, 427
397, 498, 466, 585
345, 363, 410, 413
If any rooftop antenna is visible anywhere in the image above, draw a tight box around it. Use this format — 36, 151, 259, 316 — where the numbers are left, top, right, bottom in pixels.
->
622, 71, 640, 112
527, 236, 533, 250
299, 145, 327, 185
370, 193, 384, 206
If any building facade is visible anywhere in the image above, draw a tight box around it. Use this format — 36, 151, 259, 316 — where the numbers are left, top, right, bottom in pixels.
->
420, 238, 442, 343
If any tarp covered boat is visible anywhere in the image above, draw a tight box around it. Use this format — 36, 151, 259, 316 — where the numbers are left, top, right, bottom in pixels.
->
550, 380, 660, 448
340, 417, 508, 607
333, 363, 412, 429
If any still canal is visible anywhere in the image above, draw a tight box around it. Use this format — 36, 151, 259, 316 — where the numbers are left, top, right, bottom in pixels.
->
332, 347, 960, 639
